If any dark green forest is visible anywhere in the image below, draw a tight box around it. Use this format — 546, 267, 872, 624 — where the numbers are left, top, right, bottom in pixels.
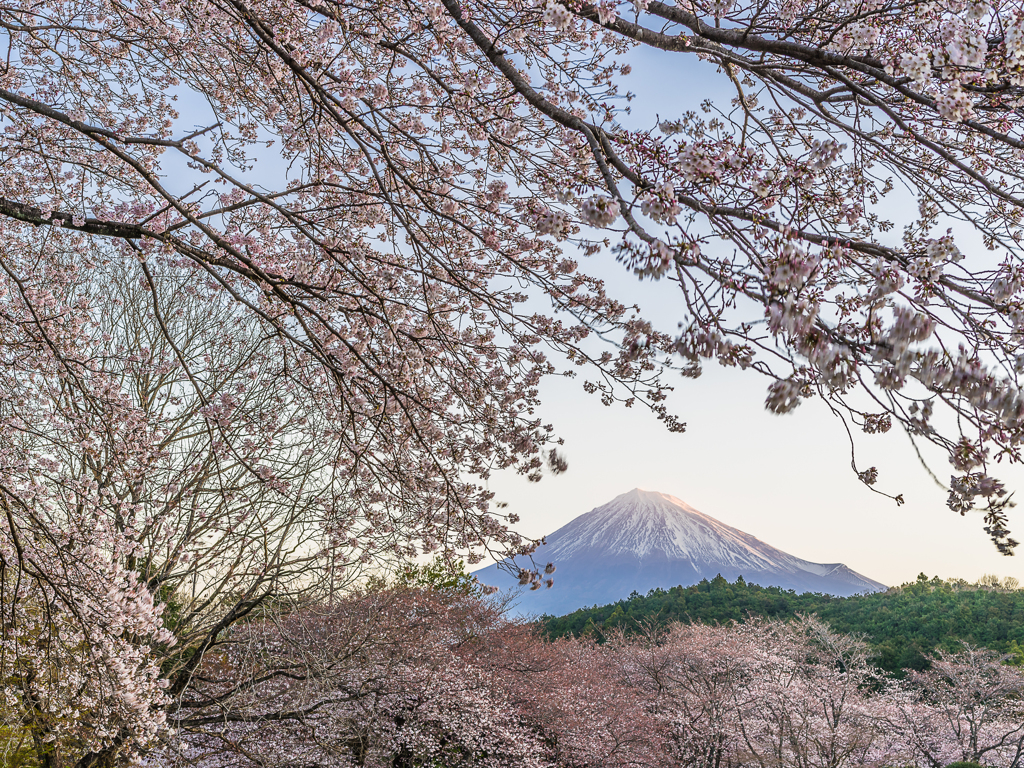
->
540, 574, 1024, 674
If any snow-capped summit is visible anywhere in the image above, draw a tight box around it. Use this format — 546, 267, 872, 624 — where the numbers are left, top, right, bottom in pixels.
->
473, 488, 885, 617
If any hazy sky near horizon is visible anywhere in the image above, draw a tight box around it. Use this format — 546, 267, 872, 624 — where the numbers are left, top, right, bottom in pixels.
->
482, 46, 1024, 591
485, 353, 1024, 589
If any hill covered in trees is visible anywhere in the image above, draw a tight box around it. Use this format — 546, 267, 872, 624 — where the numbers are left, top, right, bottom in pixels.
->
540, 573, 1024, 674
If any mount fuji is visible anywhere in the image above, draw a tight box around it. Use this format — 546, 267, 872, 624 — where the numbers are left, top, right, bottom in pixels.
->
473, 488, 886, 617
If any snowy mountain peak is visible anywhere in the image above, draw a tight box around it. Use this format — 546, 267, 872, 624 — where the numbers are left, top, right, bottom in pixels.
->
473, 489, 885, 617
546, 488, 802, 571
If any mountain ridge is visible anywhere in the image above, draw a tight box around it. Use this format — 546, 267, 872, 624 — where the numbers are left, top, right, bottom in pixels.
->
474, 488, 885, 617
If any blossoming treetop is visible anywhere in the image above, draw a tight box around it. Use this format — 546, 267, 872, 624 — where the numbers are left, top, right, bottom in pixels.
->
3, 0, 1022, 549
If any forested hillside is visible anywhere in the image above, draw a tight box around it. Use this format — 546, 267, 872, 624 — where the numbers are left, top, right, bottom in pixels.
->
540, 574, 1024, 674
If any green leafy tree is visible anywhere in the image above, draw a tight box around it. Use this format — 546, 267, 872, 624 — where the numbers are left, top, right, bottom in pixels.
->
365, 556, 483, 598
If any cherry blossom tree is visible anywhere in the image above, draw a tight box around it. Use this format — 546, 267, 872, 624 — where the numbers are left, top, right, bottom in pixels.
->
607, 621, 747, 768
468, 620, 663, 768
728, 618, 893, 768
883, 645, 1024, 768
0, 265, 377, 767
6, 0, 1024, 761
609, 616, 900, 768
152, 588, 552, 768
607, 619, 1024, 768
150, 585, 663, 768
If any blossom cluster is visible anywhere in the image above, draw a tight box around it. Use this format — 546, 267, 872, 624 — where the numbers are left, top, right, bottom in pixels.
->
580, 194, 621, 227
639, 181, 682, 225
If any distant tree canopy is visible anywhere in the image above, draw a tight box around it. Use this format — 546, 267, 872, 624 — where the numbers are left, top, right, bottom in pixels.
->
540, 574, 1024, 675
368, 556, 483, 597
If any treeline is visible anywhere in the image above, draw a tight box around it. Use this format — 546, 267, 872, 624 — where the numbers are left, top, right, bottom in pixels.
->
540, 573, 1024, 674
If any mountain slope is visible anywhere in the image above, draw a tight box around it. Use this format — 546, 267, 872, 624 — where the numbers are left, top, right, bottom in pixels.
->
474, 488, 885, 617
